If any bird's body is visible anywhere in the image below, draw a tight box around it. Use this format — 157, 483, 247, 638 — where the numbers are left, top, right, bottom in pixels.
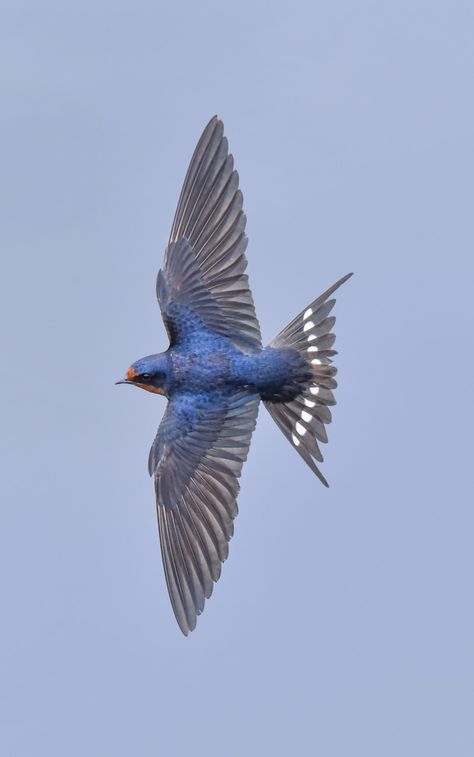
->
132, 338, 311, 401
118, 117, 352, 634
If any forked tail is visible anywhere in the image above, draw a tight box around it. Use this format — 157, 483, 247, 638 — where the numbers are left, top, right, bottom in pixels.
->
264, 273, 353, 486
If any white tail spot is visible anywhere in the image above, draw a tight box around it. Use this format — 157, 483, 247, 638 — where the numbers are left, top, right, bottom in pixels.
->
310, 386, 320, 396
303, 321, 315, 332
304, 398, 316, 407
311, 358, 322, 365
307, 334, 316, 341
292, 432, 300, 446
303, 308, 313, 320
295, 421, 307, 436
301, 410, 312, 423
307, 346, 319, 353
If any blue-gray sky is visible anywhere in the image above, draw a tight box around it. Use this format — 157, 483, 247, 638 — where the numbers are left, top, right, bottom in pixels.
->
1, 2, 473, 755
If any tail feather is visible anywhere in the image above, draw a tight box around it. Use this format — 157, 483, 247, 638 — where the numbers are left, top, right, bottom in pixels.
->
264, 273, 352, 486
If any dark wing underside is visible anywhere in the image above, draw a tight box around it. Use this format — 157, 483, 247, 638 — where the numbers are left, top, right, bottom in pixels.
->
149, 391, 260, 635
157, 116, 262, 353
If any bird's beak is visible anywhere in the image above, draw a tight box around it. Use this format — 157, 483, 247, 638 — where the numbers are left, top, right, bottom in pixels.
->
116, 367, 138, 385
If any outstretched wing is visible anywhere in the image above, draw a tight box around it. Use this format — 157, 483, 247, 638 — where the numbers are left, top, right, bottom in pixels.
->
149, 390, 260, 635
157, 116, 262, 354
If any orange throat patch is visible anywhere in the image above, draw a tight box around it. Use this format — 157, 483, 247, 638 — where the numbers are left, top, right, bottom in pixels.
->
135, 383, 165, 395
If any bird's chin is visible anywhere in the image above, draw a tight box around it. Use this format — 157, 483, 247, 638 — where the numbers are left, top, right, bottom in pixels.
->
115, 379, 164, 395
134, 382, 165, 395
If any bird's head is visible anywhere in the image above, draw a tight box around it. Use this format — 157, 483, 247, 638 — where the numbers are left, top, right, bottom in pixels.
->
116, 353, 169, 396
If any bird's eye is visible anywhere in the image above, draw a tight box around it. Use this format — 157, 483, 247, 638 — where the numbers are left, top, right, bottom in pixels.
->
141, 373, 151, 381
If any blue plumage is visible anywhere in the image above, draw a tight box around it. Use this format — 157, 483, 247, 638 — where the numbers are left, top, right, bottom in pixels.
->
129, 331, 311, 400
117, 117, 352, 634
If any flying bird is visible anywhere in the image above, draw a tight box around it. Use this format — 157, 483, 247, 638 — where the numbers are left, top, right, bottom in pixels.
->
117, 117, 352, 635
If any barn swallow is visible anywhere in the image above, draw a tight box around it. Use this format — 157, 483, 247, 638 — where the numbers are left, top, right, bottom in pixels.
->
117, 116, 352, 635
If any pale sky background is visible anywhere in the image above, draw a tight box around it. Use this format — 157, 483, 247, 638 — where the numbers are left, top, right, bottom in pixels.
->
1, 2, 473, 755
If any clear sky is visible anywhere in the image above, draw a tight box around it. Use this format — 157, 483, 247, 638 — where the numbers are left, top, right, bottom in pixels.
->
1, 1, 473, 755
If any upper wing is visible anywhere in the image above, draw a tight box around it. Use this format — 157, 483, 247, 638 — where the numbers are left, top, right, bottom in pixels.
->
149, 390, 260, 635
157, 116, 262, 353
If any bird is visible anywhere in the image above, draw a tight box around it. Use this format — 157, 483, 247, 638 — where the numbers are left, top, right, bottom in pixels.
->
117, 116, 352, 635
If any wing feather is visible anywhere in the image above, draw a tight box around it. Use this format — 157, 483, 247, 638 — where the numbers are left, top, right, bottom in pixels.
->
158, 117, 262, 353
151, 391, 259, 634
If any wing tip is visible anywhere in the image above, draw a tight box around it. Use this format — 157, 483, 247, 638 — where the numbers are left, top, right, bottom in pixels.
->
178, 621, 192, 637
205, 114, 223, 134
